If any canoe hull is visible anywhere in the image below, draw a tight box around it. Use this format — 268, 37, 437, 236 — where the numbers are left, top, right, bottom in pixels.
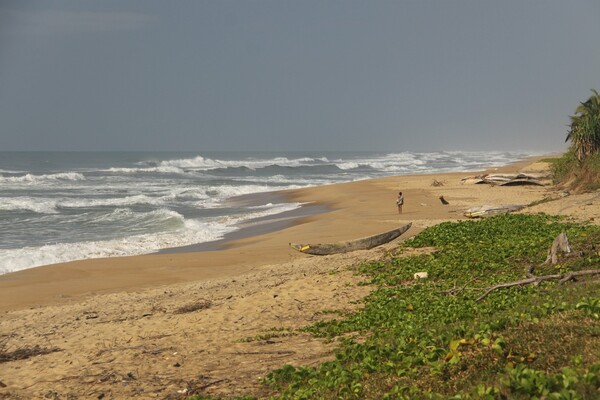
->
290, 223, 412, 255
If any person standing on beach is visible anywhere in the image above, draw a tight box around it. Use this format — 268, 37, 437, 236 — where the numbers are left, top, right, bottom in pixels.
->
396, 191, 404, 214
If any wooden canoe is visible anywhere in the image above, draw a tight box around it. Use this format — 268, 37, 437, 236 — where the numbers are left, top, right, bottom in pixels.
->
290, 223, 412, 255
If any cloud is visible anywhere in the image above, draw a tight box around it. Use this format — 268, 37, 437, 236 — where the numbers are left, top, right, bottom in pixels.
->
0, 9, 157, 35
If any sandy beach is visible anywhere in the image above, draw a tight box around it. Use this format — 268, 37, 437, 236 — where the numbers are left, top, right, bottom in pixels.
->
1, 157, 598, 399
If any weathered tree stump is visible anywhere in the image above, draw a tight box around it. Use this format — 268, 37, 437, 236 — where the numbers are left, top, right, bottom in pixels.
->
544, 232, 572, 265
473, 232, 598, 301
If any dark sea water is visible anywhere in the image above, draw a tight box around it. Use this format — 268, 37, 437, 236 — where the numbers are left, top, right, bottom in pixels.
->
0, 150, 541, 273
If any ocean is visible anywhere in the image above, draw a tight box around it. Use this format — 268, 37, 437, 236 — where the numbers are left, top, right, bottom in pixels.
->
0, 150, 540, 274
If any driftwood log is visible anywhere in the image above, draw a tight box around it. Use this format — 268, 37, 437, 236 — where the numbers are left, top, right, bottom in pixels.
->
475, 269, 600, 301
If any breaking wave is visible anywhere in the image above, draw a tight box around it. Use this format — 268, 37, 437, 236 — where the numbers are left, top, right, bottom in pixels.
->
0, 197, 59, 214
0, 172, 85, 184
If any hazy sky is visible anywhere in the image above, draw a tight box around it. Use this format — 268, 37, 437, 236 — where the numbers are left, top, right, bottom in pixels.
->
1, 1, 599, 152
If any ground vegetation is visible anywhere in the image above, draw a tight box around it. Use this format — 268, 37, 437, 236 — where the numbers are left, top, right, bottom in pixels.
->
190, 214, 600, 399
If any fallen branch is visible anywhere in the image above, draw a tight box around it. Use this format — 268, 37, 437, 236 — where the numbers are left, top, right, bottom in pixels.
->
232, 350, 295, 355
558, 269, 600, 284
443, 278, 477, 296
475, 269, 600, 302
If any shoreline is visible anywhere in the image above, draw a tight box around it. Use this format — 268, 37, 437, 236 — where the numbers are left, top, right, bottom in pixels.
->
8, 155, 599, 399
158, 200, 329, 253
0, 156, 551, 312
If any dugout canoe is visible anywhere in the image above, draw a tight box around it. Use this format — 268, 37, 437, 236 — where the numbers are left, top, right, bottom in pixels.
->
290, 222, 412, 255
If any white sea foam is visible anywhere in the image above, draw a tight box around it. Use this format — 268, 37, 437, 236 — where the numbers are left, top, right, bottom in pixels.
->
331, 153, 412, 171
237, 175, 327, 186
198, 184, 300, 208
159, 155, 224, 169
337, 162, 360, 170
0, 201, 302, 274
247, 202, 302, 214
106, 165, 185, 174
89, 208, 184, 225
158, 155, 319, 171
163, 187, 211, 202
49, 185, 292, 211
0, 224, 229, 274
105, 156, 318, 173
59, 194, 166, 208
0, 197, 58, 214
0, 172, 85, 184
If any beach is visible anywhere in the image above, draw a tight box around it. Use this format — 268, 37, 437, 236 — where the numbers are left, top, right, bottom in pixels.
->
2, 157, 597, 399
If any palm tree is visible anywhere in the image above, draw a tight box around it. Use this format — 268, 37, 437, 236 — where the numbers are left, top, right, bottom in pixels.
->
566, 89, 600, 162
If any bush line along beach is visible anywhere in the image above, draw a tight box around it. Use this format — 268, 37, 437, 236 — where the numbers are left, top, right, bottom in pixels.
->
2, 93, 600, 399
